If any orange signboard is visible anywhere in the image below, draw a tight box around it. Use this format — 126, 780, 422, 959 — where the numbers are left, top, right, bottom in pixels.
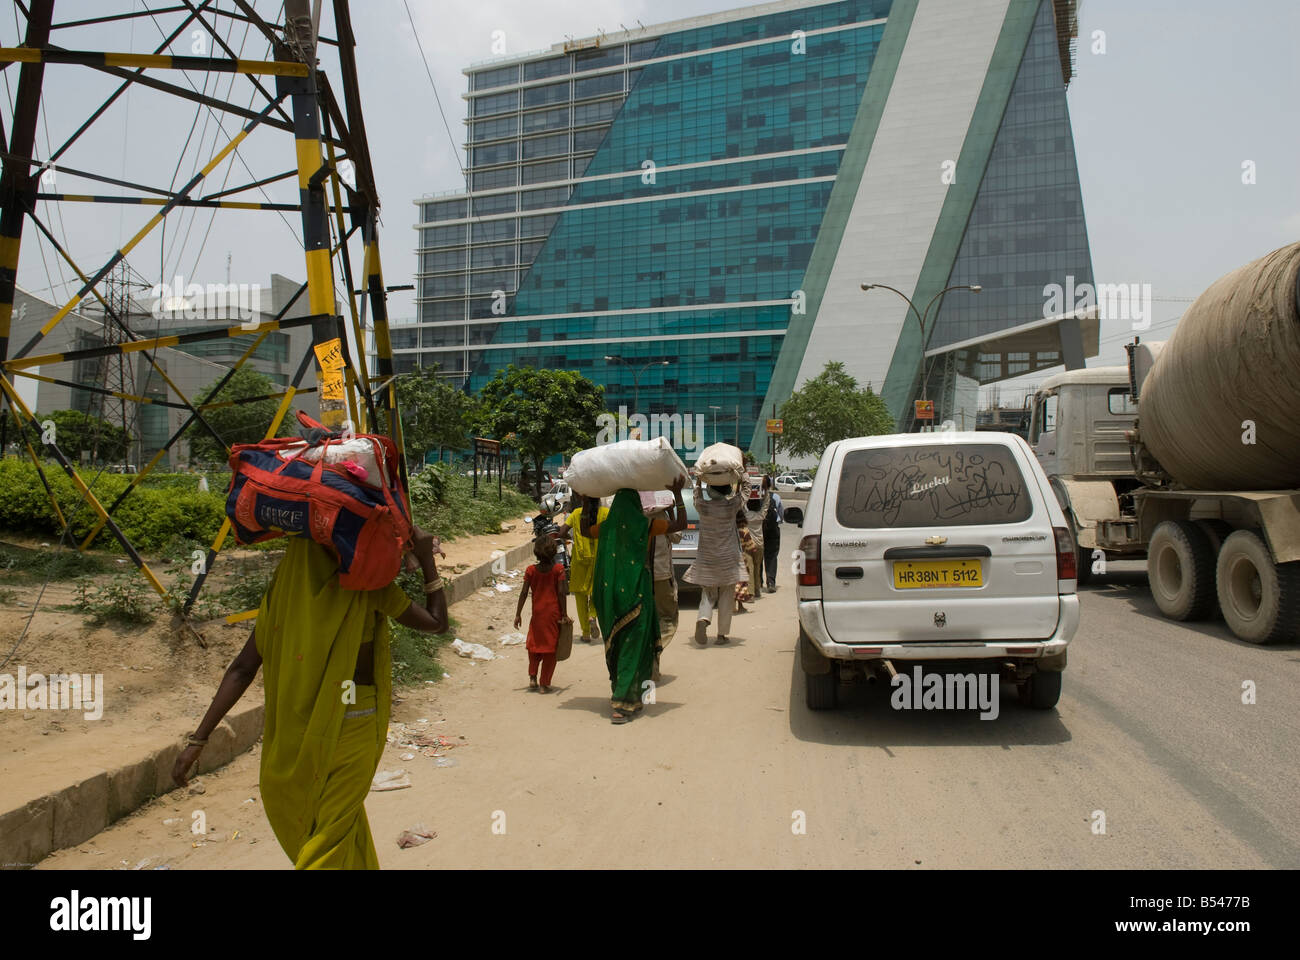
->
914, 400, 935, 421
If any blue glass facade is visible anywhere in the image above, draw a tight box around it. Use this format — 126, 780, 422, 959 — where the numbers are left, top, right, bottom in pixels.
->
930, 0, 1093, 375
415, 0, 891, 448
413, 0, 1091, 451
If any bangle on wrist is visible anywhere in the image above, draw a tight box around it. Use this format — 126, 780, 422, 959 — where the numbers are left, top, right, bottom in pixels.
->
424, 577, 445, 594
186, 734, 207, 747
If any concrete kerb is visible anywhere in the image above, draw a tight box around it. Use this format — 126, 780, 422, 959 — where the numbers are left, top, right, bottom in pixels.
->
0, 538, 535, 869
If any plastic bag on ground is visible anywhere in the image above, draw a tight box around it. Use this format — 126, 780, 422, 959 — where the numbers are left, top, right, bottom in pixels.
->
450, 638, 495, 661
371, 770, 411, 792
564, 437, 688, 498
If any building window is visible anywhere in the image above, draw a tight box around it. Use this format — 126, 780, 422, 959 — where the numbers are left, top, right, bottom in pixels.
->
522, 132, 569, 160
574, 72, 622, 100
472, 193, 517, 216
471, 89, 519, 116
471, 141, 518, 166
522, 105, 569, 134
473, 64, 518, 91
521, 159, 568, 185
524, 56, 569, 81
523, 81, 569, 108
471, 166, 517, 191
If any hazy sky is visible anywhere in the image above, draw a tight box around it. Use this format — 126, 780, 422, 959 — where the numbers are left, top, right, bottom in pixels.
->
5, 0, 1298, 408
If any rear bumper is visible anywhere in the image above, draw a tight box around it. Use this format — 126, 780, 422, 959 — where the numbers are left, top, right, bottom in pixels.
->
798, 595, 1079, 662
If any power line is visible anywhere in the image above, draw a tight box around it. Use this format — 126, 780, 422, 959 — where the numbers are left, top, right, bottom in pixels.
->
402, 0, 466, 180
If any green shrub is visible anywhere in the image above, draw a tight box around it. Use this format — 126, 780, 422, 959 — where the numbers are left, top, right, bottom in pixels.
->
75, 574, 156, 625
412, 469, 536, 542
0, 458, 227, 552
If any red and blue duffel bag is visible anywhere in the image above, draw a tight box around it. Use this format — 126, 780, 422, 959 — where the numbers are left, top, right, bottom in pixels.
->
225, 411, 413, 590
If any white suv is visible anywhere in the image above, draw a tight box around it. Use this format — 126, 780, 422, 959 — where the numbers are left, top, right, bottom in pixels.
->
785, 432, 1079, 712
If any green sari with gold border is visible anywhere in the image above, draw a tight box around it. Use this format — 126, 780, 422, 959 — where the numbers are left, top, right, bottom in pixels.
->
591, 488, 659, 713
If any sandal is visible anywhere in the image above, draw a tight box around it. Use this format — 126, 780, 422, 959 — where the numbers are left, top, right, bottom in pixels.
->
715, 635, 729, 645
539, 684, 552, 694
528, 677, 539, 691
611, 711, 630, 724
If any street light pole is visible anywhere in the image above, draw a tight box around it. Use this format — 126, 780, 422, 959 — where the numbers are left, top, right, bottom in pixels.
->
709, 404, 720, 444
860, 282, 981, 427
604, 356, 671, 414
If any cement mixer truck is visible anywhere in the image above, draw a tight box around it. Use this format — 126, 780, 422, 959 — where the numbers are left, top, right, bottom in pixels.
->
1029, 242, 1300, 644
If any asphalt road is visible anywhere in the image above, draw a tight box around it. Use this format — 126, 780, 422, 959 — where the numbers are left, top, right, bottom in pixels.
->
39, 557, 1300, 869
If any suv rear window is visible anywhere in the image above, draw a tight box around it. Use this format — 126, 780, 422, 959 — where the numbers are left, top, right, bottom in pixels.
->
835, 443, 1033, 528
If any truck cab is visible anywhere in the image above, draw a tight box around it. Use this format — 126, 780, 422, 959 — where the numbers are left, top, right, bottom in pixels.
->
1028, 367, 1142, 581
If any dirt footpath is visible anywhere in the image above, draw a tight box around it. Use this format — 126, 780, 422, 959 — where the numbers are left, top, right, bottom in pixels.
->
38, 559, 810, 870
1, 516, 534, 852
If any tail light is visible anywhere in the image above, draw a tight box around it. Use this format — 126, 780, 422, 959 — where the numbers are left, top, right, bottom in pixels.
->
797, 534, 821, 587
1053, 526, 1077, 584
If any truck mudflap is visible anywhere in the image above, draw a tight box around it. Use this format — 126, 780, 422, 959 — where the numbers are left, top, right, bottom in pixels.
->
1050, 477, 1121, 549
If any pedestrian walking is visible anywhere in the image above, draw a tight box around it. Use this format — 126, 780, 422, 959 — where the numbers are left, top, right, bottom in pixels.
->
514, 535, 569, 693
172, 526, 449, 869
683, 477, 747, 645
743, 483, 768, 600
580, 478, 687, 723
647, 504, 682, 681
560, 499, 607, 642
762, 475, 782, 591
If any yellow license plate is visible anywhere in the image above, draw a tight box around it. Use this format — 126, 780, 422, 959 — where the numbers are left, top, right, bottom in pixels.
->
893, 559, 983, 589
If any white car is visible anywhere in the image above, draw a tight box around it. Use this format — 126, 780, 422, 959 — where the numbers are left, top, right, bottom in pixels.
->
774, 474, 813, 492
784, 431, 1079, 712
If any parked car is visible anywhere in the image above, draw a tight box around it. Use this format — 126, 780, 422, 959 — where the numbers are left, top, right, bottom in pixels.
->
774, 473, 813, 492
670, 488, 700, 590
785, 431, 1078, 712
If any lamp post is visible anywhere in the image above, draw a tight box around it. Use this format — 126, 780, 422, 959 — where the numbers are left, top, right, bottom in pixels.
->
860, 282, 981, 427
709, 405, 721, 444
604, 356, 671, 413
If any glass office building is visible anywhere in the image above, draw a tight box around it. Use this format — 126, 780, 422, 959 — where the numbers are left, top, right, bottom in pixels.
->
413, 0, 1094, 452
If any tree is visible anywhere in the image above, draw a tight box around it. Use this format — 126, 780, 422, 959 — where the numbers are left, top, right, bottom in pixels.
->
186, 366, 285, 466
778, 361, 894, 460
34, 409, 131, 464
389, 365, 478, 466
475, 365, 605, 499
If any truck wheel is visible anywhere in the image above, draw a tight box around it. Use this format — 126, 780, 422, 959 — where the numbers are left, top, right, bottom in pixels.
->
1148, 520, 1217, 621
1194, 519, 1232, 555
1215, 529, 1300, 645
1018, 670, 1062, 710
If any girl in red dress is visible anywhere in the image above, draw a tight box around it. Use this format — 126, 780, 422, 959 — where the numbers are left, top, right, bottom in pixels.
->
514, 535, 569, 693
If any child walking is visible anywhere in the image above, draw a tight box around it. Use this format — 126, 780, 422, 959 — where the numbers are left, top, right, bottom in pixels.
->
515, 535, 569, 693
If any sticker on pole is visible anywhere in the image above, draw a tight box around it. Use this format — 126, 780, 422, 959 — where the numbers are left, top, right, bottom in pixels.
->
914, 400, 935, 421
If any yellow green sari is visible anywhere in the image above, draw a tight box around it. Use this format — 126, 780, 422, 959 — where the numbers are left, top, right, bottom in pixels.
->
254, 538, 411, 869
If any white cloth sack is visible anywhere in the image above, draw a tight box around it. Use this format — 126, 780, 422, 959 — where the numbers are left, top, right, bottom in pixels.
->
694, 442, 745, 484
565, 437, 688, 498
277, 437, 393, 489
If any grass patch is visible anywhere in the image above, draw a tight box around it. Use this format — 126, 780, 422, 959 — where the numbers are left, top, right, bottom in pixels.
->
390, 619, 457, 685
0, 541, 110, 582
409, 466, 537, 542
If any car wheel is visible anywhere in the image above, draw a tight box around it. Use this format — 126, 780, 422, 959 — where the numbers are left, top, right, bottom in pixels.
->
1018, 670, 1062, 710
1147, 519, 1217, 621
1215, 529, 1300, 645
